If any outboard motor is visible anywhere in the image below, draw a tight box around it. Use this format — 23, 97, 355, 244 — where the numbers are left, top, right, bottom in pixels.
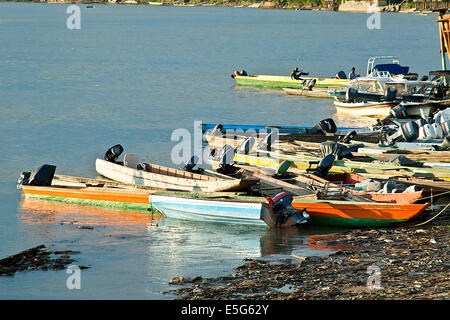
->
418, 123, 437, 140
304, 78, 316, 91
384, 87, 397, 101
433, 135, 450, 151
184, 155, 204, 174
390, 105, 407, 119
236, 137, 255, 155
336, 71, 347, 79
378, 121, 419, 147
258, 131, 277, 151
18, 164, 56, 187
339, 130, 357, 144
216, 144, 236, 174
309, 118, 337, 135
319, 141, 353, 160
104, 144, 124, 163
442, 120, 450, 137
266, 192, 309, 225
345, 88, 382, 103
210, 124, 223, 137
309, 154, 336, 179
274, 160, 292, 177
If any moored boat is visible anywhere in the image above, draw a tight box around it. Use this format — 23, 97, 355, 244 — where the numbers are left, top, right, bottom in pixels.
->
334, 100, 398, 118
18, 170, 430, 228
95, 145, 256, 193
233, 74, 349, 90
291, 199, 429, 227
282, 87, 343, 98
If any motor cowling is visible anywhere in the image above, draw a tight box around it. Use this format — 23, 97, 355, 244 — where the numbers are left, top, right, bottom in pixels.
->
237, 137, 255, 155
104, 144, 124, 163
18, 164, 56, 187
312, 154, 336, 179
309, 118, 337, 135
258, 131, 277, 151
390, 105, 407, 119
210, 124, 223, 137
378, 121, 419, 147
266, 192, 309, 225
339, 130, 357, 144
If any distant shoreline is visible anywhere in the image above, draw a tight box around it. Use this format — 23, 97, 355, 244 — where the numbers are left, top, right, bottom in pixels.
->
0, 0, 441, 15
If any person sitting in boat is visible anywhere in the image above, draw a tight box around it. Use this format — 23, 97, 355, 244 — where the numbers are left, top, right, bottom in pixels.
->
290, 67, 309, 80
231, 70, 248, 78
348, 67, 357, 80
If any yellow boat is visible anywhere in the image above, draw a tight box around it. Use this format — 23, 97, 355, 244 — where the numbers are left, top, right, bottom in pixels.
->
234, 74, 349, 89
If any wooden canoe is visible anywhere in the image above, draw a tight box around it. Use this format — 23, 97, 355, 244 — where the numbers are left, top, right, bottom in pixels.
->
95, 158, 256, 193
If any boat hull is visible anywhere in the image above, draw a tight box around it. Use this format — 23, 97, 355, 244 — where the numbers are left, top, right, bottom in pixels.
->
291, 200, 429, 227
95, 158, 254, 193
234, 75, 349, 89
282, 87, 343, 98
150, 195, 267, 226
334, 101, 398, 118
20, 185, 151, 210
20, 185, 429, 228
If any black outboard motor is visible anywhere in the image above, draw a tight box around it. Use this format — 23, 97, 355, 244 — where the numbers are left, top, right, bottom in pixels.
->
266, 192, 309, 225
378, 121, 419, 147
104, 144, 124, 163
18, 164, 56, 187
319, 141, 353, 160
258, 131, 277, 151
210, 124, 223, 137
309, 154, 336, 179
339, 130, 357, 144
309, 118, 337, 135
336, 71, 347, 79
216, 144, 236, 174
384, 87, 397, 101
184, 155, 204, 174
236, 137, 255, 155
345, 88, 383, 103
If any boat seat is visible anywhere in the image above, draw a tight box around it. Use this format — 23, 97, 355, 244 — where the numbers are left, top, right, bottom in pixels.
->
124, 154, 140, 169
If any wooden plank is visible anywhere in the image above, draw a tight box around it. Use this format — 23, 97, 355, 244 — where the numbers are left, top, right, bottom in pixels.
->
241, 169, 315, 197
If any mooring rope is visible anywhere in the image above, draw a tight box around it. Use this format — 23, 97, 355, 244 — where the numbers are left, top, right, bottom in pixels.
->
410, 201, 450, 227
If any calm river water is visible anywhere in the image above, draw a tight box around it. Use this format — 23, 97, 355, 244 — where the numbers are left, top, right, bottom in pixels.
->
0, 3, 441, 299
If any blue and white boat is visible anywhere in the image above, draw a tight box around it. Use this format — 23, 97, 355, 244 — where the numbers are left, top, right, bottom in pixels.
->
150, 195, 268, 226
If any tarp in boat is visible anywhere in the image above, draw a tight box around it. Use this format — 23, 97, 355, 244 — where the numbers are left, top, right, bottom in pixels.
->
374, 155, 423, 167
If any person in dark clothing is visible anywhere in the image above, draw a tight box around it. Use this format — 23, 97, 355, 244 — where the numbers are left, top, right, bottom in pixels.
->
290, 67, 309, 80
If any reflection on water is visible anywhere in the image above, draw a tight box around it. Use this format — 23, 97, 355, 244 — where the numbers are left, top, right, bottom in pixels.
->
20, 197, 348, 258
20, 197, 163, 228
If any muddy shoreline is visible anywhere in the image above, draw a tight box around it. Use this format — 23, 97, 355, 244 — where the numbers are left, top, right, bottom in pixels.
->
165, 212, 449, 300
